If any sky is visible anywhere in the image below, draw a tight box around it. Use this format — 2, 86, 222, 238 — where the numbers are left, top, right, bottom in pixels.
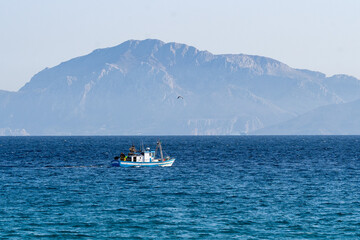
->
0, 0, 359, 91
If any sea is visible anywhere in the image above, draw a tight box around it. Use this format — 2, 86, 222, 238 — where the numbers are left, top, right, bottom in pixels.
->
1, 136, 360, 239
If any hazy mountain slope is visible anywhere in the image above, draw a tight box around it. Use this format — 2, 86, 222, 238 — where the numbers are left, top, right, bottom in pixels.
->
0, 90, 9, 105
324, 74, 360, 102
0, 90, 29, 136
1, 39, 360, 135
254, 99, 360, 135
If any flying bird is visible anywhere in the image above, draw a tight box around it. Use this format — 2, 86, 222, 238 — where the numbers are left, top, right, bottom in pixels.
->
177, 96, 184, 99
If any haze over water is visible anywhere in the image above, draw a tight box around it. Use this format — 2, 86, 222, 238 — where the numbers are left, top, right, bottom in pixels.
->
1, 136, 360, 239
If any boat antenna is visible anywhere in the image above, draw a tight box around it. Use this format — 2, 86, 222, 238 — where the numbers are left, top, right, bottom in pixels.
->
163, 150, 169, 157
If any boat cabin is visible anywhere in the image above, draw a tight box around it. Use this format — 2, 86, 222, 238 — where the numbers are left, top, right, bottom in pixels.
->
129, 148, 156, 163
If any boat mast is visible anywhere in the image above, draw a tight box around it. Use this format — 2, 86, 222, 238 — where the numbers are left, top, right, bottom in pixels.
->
157, 140, 164, 160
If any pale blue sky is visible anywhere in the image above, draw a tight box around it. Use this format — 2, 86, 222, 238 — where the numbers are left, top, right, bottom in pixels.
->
0, 0, 359, 91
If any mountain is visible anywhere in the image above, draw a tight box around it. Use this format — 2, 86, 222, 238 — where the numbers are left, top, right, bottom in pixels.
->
1, 39, 360, 135
254, 99, 360, 135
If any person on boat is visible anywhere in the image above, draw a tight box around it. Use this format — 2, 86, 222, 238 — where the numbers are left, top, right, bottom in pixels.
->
129, 145, 137, 155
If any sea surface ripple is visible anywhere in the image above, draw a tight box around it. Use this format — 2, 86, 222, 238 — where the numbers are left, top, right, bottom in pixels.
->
1, 136, 360, 239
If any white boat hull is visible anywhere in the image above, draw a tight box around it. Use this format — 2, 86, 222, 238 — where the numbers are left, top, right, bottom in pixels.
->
119, 158, 175, 167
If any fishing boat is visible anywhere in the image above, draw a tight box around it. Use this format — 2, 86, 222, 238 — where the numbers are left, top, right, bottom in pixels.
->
111, 140, 175, 167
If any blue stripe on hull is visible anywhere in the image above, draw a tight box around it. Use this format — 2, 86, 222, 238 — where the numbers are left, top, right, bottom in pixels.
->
119, 158, 175, 167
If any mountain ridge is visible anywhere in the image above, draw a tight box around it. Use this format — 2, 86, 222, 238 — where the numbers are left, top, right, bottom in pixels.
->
255, 98, 360, 135
1, 39, 360, 135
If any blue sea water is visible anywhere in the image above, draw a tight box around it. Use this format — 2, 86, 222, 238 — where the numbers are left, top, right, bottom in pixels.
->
1, 136, 360, 239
